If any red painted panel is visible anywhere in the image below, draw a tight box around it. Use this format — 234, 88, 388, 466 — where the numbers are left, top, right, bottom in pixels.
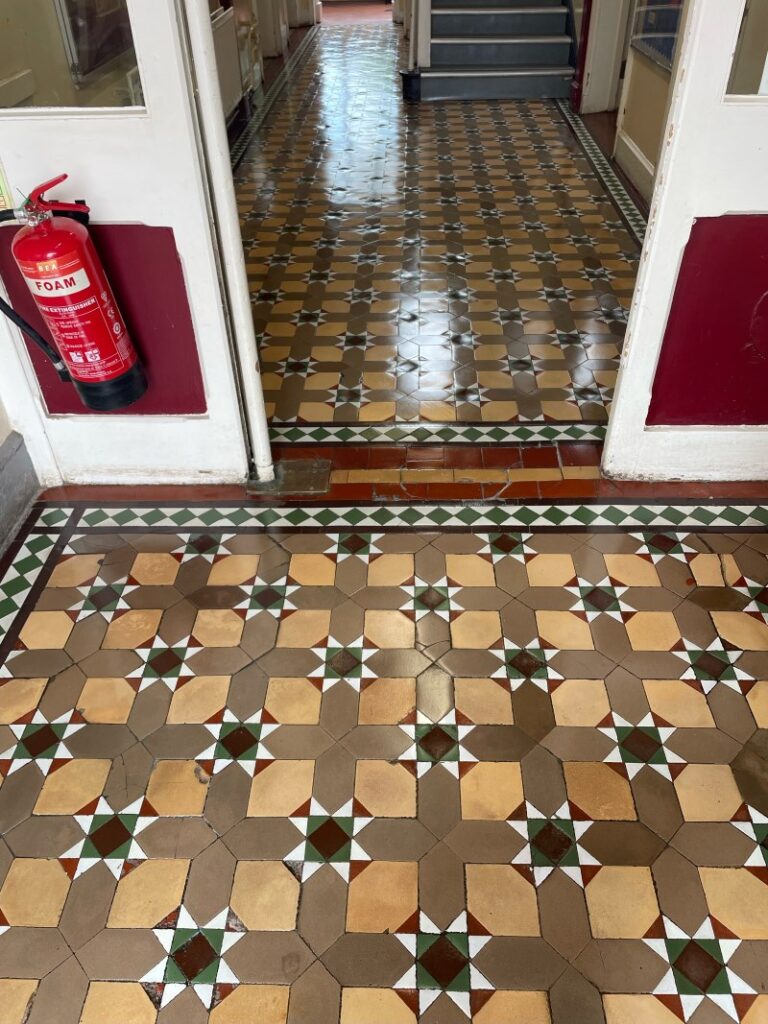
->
647, 215, 768, 426
0, 224, 207, 415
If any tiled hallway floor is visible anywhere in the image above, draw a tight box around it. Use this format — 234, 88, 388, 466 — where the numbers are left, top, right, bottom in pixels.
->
1, 501, 768, 1022
236, 22, 642, 439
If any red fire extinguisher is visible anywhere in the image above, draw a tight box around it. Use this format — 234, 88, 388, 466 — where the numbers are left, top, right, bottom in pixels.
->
8, 174, 147, 411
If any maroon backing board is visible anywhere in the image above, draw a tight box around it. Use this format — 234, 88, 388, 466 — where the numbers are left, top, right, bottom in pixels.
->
0, 223, 207, 415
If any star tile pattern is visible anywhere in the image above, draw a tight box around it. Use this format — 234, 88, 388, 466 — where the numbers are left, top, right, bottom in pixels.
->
237, 22, 639, 429
1, 505, 768, 1024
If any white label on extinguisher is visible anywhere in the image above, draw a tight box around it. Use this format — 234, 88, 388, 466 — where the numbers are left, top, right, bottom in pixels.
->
23, 267, 91, 297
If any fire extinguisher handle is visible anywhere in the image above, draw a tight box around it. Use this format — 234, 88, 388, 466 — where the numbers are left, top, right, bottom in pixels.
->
27, 174, 91, 216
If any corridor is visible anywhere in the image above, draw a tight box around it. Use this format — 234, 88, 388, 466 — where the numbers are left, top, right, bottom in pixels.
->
236, 18, 642, 441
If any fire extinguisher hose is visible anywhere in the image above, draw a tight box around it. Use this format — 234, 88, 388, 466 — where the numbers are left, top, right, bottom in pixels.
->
0, 294, 71, 382
0, 209, 71, 381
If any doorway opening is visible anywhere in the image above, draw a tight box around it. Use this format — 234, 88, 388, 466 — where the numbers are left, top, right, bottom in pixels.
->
322, 2, 392, 24
196, 0, 683, 469
574, 1, 684, 210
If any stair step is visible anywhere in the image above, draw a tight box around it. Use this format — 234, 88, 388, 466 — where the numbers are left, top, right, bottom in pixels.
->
432, 36, 571, 67
432, 0, 563, 7
432, 7, 568, 36
419, 65, 574, 100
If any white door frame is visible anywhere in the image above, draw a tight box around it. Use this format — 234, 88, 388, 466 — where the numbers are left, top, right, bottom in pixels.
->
0, 0, 273, 485
580, 0, 633, 115
182, 0, 274, 483
604, 0, 768, 481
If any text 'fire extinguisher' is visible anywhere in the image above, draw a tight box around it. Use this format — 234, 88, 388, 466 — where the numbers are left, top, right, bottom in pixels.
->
0, 174, 147, 411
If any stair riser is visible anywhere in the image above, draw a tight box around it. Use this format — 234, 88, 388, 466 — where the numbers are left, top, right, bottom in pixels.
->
420, 73, 572, 100
431, 40, 571, 66
432, 11, 567, 35
432, 0, 563, 8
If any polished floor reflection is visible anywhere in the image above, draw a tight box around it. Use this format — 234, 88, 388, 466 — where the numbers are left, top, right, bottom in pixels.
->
236, 21, 639, 427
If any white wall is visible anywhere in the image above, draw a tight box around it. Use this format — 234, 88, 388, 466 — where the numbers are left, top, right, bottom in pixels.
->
604, 0, 768, 481
0, 0, 253, 486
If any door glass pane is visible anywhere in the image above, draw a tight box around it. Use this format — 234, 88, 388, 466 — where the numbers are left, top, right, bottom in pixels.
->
630, 0, 684, 72
0, 0, 145, 108
728, 0, 768, 95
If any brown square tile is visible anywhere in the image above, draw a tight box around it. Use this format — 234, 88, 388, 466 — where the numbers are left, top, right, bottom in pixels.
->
103, 610, 162, 649
454, 678, 513, 724
340, 989, 416, 1024
354, 760, 416, 817
551, 679, 610, 726
358, 678, 416, 724
624, 612, 680, 652
0, 678, 47, 723
466, 864, 539, 935
276, 610, 331, 648
450, 611, 502, 649
564, 762, 636, 820
0, 980, 38, 1024
167, 676, 230, 723
107, 859, 188, 928
79, 982, 157, 1024
192, 609, 244, 647
364, 611, 415, 649
642, 679, 715, 727
130, 553, 180, 586
674, 764, 743, 821
346, 861, 418, 932
537, 611, 593, 651
209, 986, 289, 1023
265, 677, 322, 723
247, 759, 315, 816
34, 759, 110, 815
585, 866, 659, 938
18, 612, 75, 650
460, 762, 523, 820
230, 861, 299, 930
0, 859, 71, 926
77, 677, 136, 724
146, 760, 209, 816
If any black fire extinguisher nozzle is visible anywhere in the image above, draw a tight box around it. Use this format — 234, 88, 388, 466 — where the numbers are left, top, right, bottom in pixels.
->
0, 295, 71, 381
0, 210, 18, 223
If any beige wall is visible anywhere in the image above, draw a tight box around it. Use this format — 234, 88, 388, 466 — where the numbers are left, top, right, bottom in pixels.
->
620, 49, 671, 166
0, 0, 139, 109
614, 0, 691, 202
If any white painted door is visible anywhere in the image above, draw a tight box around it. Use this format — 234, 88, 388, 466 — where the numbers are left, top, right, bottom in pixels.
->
604, 0, 768, 480
0, 0, 269, 485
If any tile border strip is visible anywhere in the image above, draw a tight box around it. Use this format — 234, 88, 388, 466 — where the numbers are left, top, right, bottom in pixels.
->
555, 99, 648, 246
64, 503, 768, 531
269, 422, 607, 445
230, 24, 321, 171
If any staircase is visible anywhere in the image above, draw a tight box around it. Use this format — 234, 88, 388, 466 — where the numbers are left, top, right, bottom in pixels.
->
416, 1, 575, 102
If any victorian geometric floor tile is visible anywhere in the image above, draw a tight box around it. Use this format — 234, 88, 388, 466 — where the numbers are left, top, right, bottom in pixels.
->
236, 19, 641, 433
1, 503, 767, 1022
